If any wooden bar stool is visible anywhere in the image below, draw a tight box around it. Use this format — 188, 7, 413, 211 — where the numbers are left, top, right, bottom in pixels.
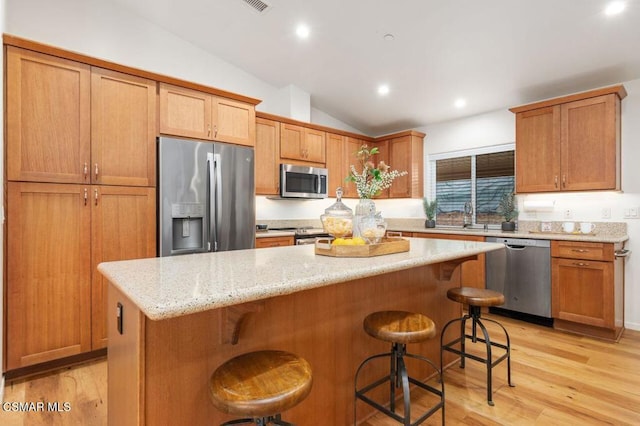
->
355, 311, 444, 426
209, 350, 313, 425
440, 287, 514, 406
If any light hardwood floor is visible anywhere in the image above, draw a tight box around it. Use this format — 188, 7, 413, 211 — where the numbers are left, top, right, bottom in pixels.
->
2, 315, 639, 425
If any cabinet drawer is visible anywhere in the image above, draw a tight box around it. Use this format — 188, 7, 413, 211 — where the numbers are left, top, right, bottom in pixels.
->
255, 236, 294, 248
551, 240, 613, 261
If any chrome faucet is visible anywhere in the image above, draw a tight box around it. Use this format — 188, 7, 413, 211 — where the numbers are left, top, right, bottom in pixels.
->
463, 201, 473, 228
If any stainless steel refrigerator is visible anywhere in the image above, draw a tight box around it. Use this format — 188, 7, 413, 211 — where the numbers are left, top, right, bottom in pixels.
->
158, 136, 255, 256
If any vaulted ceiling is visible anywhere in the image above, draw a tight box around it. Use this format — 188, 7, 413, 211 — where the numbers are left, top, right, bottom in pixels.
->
112, 0, 640, 135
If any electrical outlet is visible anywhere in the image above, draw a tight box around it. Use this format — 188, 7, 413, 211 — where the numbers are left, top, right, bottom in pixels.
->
630, 207, 639, 218
564, 209, 573, 219
601, 207, 611, 219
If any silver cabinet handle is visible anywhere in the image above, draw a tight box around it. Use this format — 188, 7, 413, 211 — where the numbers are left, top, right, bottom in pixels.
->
562, 174, 566, 188
554, 176, 558, 188
84, 188, 88, 206
84, 162, 88, 180
94, 163, 99, 180
94, 189, 99, 206
207, 124, 211, 138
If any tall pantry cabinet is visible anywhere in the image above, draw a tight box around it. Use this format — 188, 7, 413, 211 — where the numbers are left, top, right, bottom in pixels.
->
5, 47, 157, 370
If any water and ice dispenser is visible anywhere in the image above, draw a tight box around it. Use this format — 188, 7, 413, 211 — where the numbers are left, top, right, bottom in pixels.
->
169, 203, 206, 253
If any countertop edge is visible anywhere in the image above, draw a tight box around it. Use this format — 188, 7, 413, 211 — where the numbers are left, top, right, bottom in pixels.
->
389, 227, 629, 243
99, 240, 504, 321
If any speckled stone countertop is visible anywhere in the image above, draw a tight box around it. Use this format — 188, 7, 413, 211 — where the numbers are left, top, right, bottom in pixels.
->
98, 238, 504, 321
385, 219, 629, 244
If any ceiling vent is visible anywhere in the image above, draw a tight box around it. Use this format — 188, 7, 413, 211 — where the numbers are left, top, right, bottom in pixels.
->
241, 0, 272, 14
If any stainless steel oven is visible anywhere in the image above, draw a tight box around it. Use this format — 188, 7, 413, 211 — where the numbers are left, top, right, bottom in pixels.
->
270, 227, 332, 245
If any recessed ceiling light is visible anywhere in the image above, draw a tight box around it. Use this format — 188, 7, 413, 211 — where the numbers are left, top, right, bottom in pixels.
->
296, 24, 310, 39
383, 33, 395, 41
454, 98, 467, 108
605, 1, 626, 16
378, 84, 390, 96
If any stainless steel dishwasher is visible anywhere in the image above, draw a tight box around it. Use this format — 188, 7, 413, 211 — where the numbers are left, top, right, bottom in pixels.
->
485, 237, 552, 323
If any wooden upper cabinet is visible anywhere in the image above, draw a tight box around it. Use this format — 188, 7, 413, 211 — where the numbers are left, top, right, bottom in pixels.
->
212, 96, 256, 147
343, 137, 365, 198
7, 182, 92, 369
388, 133, 424, 198
511, 86, 624, 193
515, 106, 561, 193
280, 123, 326, 163
91, 186, 156, 349
325, 133, 345, 197
159, 83, 255, 146
91, 68, 157, 187
561, 95, 619, 191
304, 128, 326, 163
6, 46, 91, 184
159, 83, 212, 140
255, 118, 281, 195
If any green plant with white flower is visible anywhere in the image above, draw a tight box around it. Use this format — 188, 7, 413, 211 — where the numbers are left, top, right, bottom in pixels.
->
346, 145, 408, 199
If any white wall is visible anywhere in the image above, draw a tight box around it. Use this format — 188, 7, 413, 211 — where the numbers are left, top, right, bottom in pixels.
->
418, 79, 640, 331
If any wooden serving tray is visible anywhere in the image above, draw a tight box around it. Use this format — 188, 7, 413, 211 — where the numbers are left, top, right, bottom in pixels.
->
314, 237, 410, 257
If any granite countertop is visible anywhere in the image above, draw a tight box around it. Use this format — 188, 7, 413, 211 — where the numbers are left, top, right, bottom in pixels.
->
98, 238, 503, 321
385, 220, 629, 244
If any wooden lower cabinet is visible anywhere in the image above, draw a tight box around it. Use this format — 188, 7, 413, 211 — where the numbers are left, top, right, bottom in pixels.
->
255, 236, 294, 248
6, 182, 156, 370
91, 186, 156, 349
411, 233, 486, 288
551, 240, 624, 340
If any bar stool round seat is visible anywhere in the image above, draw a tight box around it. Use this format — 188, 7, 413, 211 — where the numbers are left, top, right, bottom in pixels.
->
446, 287, 505, 307
355, 310, 444, 425
210, 350, 312, 425
364, 310, 436, 344
441, 287, 514, 406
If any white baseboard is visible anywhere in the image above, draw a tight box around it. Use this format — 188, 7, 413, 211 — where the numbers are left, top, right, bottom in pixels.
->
625, 321, 640, 331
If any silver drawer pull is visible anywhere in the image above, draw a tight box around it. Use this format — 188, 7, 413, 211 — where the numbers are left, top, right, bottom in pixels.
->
573, 262, 590, 267
571, 249, 589, 253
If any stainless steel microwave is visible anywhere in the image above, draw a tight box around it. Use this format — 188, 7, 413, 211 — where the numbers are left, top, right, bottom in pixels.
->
280, 164, 328, 199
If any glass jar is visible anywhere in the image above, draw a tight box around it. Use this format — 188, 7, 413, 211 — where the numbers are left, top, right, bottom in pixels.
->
320, 188, 353, 238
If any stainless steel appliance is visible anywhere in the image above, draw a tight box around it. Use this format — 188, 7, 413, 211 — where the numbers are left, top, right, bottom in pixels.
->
158, 136, 255, 256
270, 227, 332, 245
485, 237, 552, 323
280, 164, 328, 199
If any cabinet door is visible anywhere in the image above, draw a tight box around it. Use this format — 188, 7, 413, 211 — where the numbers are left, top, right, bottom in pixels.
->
304, 128, 326, 163
255, 118, 281, 195
515, 106, 561, 193
388, 135, 423, 198
280, 123, 305, 161
6, 47, 91, 184
325, 133, 345, 197
211, 97, 256, 147
91, 68, 157, 187
343, 137, 366, 198
159, 83, 212, 140
561, 94, 619, 191
91, 186, 156, 349
7, 182, 92, 369
552, 258, 614, 328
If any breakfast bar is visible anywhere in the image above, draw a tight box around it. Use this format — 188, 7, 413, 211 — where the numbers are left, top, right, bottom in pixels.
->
98, 238, 503, 425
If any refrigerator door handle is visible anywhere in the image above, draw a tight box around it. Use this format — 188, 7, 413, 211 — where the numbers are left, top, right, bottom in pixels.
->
207, 152, 216, 252
213, 153, 223, 251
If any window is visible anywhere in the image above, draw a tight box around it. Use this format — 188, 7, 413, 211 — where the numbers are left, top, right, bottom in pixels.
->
429, 145, 514, 227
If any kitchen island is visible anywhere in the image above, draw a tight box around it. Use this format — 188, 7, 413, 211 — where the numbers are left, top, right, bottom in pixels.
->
98, 238, 503, 425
